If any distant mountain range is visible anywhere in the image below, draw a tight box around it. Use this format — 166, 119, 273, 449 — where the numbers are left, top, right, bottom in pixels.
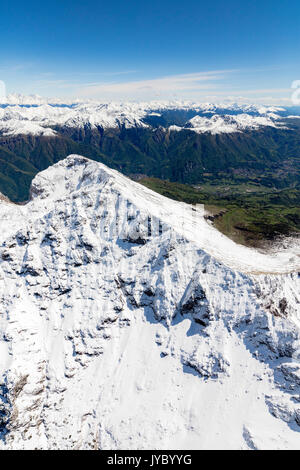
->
0, 96, 299, 202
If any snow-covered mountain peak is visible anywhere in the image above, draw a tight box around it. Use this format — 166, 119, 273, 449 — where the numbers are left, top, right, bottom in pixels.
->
182, 113, 287, 134
0, 156, 299, 450
21, 155, 299, 276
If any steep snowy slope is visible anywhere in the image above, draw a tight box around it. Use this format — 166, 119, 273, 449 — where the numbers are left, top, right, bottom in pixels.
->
0, 155, 299, 450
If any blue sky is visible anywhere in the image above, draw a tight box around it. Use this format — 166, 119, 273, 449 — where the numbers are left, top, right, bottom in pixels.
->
0, 0, 299, 103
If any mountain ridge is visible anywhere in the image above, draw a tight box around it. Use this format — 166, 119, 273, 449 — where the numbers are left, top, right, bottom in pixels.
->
0, 155, 299, 449
2, 154, 300, 274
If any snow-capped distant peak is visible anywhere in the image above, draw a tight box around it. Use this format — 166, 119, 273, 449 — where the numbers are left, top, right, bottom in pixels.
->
178, 113, 287, 135
0, 98, 290, 137
0, 119, 56, 137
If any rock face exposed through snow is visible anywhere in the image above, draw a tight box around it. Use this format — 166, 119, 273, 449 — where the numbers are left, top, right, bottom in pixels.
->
0, 155, 299, 450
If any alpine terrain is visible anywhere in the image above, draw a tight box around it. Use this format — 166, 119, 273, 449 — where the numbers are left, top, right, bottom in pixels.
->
0, 96, 300, 203
0, 154, 299, 450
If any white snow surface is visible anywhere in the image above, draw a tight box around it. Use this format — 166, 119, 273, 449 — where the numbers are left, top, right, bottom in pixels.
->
0, 103, 149, 136
181, 113, 287, 134
0, 155, 299, 450
0, 98, 289, 136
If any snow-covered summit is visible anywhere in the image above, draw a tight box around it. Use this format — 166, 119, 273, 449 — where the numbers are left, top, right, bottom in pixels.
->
0, 155, 299, 449
180, 113, 287, 134
3, 155, 299, 274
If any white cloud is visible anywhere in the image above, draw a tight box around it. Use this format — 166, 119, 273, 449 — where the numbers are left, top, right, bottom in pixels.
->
74, 70, 233, 100
6, 65, 295, 106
